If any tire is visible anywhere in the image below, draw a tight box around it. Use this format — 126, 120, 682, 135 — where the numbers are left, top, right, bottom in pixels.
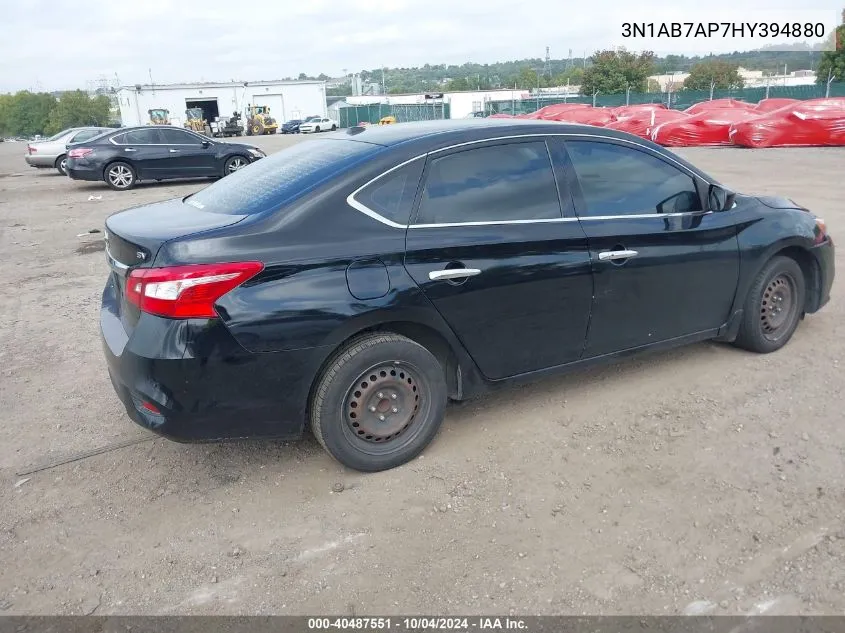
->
331, 124, 337, 131
315, 126, 321, 133
55, 154, 67, 176
733, 255, 805, 353
310, 333, 447, 472
223, 155, 248, 175
104, 161, 136, 190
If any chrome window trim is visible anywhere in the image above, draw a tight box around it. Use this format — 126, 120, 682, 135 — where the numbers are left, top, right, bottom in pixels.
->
346, 132, 714, 230
109, 128, 211, 146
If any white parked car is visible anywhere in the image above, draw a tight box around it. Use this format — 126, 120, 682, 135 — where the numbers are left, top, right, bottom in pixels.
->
298, 117, 338, 133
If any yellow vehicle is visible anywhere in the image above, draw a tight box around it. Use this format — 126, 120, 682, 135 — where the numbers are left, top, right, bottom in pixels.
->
378, 115, 397, 125
147, 108, 170, 125
184, 108, 211, 136
245, 105, 278, 135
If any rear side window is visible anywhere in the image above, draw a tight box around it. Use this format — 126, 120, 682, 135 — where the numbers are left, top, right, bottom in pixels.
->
70, 129, 101, 143
354, 160, 424, 225
119, 129, 162, 144
186, 138, 378, 215
415, 141, 561, 225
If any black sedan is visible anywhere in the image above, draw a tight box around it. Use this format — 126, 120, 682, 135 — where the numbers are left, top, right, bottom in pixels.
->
66, 126, 265, 190
100, 119, 834, 472
280, 119, 303, 134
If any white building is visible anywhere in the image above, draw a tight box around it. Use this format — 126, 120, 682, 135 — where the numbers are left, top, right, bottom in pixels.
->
344, 89, 530, 119
116, 80, 327, 127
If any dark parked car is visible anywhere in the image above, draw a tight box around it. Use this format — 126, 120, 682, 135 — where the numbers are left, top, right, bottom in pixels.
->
66, 126, 265, 190
280, 119, 303, 134
100, 119, 834, 472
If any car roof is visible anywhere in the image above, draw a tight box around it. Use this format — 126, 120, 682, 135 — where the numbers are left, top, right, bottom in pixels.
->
336, 118, 638, 148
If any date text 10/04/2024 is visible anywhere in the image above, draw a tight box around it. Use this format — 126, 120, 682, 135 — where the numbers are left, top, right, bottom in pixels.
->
307, 617, 528, 630
622, 22, 826, 38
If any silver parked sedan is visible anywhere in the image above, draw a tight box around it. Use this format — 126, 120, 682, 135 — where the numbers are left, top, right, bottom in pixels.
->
25, 127, 111, 175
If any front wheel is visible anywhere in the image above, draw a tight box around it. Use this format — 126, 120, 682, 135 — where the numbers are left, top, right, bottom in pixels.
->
314, 126, 321, 133
310, 333, 447, 472
224, 155, 248, 175
331, 124, 337, 131
733, 255, 805, 353
105, 161, 136, 190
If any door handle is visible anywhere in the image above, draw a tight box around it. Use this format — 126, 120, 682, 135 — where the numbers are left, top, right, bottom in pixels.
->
124, 148, 137, 152
428, 268, 482, 281
169, 149, 180, 153
598, 250, 638, 261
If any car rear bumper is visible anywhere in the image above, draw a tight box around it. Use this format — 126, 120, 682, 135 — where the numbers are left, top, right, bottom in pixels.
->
25, 155, 54, 167
100, 275, 322, 442
66, 163, 102, 182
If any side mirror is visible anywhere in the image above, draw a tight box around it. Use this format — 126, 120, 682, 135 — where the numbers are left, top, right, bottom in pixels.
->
201, 140, 210, 148
708, 184, 736, 211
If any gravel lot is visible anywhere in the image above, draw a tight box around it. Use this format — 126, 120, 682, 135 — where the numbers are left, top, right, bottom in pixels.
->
0, 134, 843, 616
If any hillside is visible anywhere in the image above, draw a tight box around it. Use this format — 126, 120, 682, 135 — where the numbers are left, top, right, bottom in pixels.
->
324, 49, 823, 96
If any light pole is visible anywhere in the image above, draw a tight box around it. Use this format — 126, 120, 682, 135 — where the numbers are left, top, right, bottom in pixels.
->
826, 69, 836, 98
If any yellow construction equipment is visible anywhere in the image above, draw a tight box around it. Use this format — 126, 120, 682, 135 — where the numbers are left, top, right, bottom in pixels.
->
147, 108, 170, 125
245, 105, 278, 135
378, 115, 397, 125
184, 108, 211, 136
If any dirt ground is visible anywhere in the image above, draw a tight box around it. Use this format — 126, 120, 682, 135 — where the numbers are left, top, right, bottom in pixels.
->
0, 133, 843, 617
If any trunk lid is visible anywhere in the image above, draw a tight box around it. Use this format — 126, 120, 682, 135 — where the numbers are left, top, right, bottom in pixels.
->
103, 197, 248, 332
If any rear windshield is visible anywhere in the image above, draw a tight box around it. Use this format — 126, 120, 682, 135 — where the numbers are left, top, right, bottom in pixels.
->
185, 139, 379, 215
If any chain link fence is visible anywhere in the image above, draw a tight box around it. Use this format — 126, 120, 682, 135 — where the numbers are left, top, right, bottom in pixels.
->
337, 103, 449, 128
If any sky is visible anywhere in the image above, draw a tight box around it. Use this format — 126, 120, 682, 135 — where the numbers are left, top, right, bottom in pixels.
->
0, 0, 841, 92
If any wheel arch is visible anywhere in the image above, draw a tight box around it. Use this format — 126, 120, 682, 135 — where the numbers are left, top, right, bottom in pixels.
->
771, 244, 822, 313
54, 153, 67, 168
306, 318, 474, 417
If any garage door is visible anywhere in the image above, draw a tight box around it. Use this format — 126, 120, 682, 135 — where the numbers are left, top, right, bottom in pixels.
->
252, 94, 285, 122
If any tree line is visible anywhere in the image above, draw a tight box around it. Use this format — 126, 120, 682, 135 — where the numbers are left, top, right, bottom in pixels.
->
0, 90, 113, 138
321, 29, 844, 97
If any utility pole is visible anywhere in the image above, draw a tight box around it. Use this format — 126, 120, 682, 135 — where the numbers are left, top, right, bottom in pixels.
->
709, 79, 716, 101
543, 46, 552, 79
626, 84, 631, 106
381, 67, 386, 95
592, 90, 599, 107
826, 69, 836, 98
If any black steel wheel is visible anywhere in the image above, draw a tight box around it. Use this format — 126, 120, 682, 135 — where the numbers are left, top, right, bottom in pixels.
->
310, 333, 447, 472
734, 255, 805, 353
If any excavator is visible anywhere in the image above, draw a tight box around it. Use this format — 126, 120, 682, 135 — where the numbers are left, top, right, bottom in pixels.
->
147, 108, 170, 125
184, 108, 212, 136
245, 104, 278, 135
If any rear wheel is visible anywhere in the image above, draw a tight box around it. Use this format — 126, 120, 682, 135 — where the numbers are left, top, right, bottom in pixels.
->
55, 154, 67, 176
310, 333, 447, 472
105, 162, 136, 190
331, 124, 337, 131
734, 256, 805, 353
224, 155, 248, 175
251, 121, 263, 135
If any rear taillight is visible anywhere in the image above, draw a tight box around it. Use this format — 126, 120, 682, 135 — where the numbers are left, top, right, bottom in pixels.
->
126, 262, 263, 319
68, 148, 94, 159
814, 218, 828, 245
